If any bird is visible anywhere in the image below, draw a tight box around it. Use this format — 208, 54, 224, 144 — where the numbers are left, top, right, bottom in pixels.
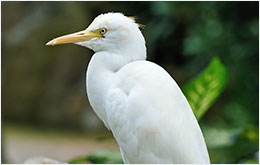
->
46, 12, 210, 164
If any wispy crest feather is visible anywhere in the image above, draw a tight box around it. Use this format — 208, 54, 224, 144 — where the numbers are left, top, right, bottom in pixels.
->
128, 16, 145, 29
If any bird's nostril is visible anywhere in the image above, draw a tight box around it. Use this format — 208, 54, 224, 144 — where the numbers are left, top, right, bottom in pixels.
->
78, 33, 85, 35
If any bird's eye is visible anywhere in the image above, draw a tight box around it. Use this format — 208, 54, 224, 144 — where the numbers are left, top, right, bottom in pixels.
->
99, 28, 107, 35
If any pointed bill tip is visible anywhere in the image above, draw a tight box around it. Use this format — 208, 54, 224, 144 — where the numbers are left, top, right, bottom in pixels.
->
46, 39, 57, 46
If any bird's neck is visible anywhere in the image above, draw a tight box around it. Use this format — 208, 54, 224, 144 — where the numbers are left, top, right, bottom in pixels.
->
86, 48, 146, 127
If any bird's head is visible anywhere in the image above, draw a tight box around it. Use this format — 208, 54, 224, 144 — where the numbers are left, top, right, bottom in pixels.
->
46, 12, 146, 56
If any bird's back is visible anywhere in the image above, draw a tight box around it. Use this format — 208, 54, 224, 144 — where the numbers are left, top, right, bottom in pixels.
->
105, 60, 210, 163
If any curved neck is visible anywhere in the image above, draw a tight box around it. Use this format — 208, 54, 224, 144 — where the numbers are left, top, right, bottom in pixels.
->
86, 49, 145, 128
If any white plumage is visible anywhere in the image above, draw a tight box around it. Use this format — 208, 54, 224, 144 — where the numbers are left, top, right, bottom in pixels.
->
47, 12, 210, 164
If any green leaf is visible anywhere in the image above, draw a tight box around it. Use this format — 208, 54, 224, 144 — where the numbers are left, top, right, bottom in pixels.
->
182, 56, 228, 120
240, 158, 259, 164
67, 155, 89, 164
68, 150, 123, 164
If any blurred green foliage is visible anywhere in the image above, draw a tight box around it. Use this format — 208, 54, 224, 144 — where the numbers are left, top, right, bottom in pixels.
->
68, 150, 123, 164
182, 56, 228, 120
2, 1, 258, 164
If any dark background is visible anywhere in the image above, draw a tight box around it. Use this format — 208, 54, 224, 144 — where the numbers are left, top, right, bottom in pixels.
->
1, 1, 259, 163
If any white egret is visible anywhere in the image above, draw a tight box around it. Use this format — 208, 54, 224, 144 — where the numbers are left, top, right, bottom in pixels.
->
47, 12, 210, 164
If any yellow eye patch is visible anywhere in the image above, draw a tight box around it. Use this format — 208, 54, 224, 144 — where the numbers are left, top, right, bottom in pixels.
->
91, 27, 108, 36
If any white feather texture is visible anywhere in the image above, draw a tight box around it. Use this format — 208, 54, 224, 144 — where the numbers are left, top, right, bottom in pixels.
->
82, 12, 210, 163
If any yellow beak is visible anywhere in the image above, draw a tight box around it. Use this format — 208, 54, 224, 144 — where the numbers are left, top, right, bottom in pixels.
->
46, 30, 102, 46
